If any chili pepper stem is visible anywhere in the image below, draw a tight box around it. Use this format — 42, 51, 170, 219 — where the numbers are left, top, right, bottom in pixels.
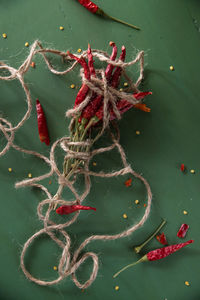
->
113, 255, 148, 278
97, 9, 140, 30
134, 219, 167, 253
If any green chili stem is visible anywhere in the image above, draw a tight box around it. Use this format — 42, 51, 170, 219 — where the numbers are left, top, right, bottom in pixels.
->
113, 255, 147, 278
100, 10, 140, 30
134, 219, 167, 254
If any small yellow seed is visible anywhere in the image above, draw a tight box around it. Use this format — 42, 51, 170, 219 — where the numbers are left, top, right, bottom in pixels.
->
190, 169, 195, 174
2, 33, 7, 39
25, 42, 29, 47
59, 26, 64, 31
53, 266, 57, 271
77, 48, 82, 53
136, 130, 140, 135
135, 199, 139, 205
124, 82, 128, 87
170, 65, 174, 71
8, 168, 12, 172
70, 84, 75, 89
183, 210, 188, 215
119, 88, 123, 92
123, 213, 127, 219
185, 281, 190, 286
28, 173, 32, 178
93, 162, 97, 166
115, 286, 119, 291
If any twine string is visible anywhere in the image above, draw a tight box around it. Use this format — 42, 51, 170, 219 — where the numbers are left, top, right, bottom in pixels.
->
0, 41, 152, 289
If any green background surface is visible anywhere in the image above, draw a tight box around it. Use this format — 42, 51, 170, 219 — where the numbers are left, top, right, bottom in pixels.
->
0, 1, 200, 299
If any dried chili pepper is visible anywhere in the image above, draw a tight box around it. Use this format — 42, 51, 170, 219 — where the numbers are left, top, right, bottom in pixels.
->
177, 224, 189, 238
67, 51, 91, 107
77, 0, 140, 30
56, 204, 96, 215
111, 46, 126, 88
105, 41, 118, 80
114, 240, 194, 278
36, 99, 50, 145
156, 232, 168, 245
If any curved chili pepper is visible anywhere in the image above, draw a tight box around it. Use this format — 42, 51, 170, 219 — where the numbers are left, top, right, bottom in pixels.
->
56, 204, 96, 215
77, 0, 140, 30
105, 41, 118, 80
67, 51, 90, 107
36, 99, 50, 145
113, 240, 194, 278
111, 46, 126, 88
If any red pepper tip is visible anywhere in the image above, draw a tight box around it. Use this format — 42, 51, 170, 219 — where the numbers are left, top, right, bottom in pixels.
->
109, 41, 115, 46
36, 98, 40, 104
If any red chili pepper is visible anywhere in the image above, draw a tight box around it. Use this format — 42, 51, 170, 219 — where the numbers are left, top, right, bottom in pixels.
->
67, 51, 91, 107
111, 46, 126, 88
105, 41, 118, 80
77, 0, 140, 30
177, 224, 189, 238
87, 43, 96, 77
156, 232, 168, 245
113, 240, 194, 278
56, 204, 96, 215
36, 99, 50, 146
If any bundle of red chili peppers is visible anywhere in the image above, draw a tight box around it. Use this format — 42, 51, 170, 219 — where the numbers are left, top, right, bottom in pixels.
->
60, 42, 151, 186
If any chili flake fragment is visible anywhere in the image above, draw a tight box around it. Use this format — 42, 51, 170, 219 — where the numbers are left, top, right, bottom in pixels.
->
124, 178, 132, 187
177, 224, 189, 238
156, 232, 167, 245
30, 62, 35, 68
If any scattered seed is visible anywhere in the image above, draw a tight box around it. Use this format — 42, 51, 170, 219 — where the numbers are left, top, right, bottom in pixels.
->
2, 33, 7, 39
119, 88, 123, 92
136, 130, 140, 135
53, 266, 57, 271
185, 281, 190, 286
25, 42, 29, 47
77, 48, 82, 53
180, 164, 185, 172
70, 84, 75, 89
170, 66, 174, 71
183, 210, 188, 215
115, 285, 119, 291
59, 26, 64, 31
30, 62, 35, 68
123, 213, 128, 219
123, 82, 128, 87
28, 173, 32, 178
93, 162, 97, 166
135, 199, 139, 205
190, 169, 195, 174
8, 167, 12, 172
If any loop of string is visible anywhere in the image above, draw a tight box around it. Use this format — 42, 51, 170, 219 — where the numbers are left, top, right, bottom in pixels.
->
0, 41, 152, 289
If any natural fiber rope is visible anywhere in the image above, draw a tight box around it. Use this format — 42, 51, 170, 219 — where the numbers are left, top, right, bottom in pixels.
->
0, 41, 152, 289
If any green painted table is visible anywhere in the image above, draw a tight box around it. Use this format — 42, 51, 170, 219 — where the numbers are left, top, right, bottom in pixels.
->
0, 1, 200, 299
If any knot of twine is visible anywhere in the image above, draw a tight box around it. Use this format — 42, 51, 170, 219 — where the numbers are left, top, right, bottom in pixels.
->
0, 41, 152, 289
